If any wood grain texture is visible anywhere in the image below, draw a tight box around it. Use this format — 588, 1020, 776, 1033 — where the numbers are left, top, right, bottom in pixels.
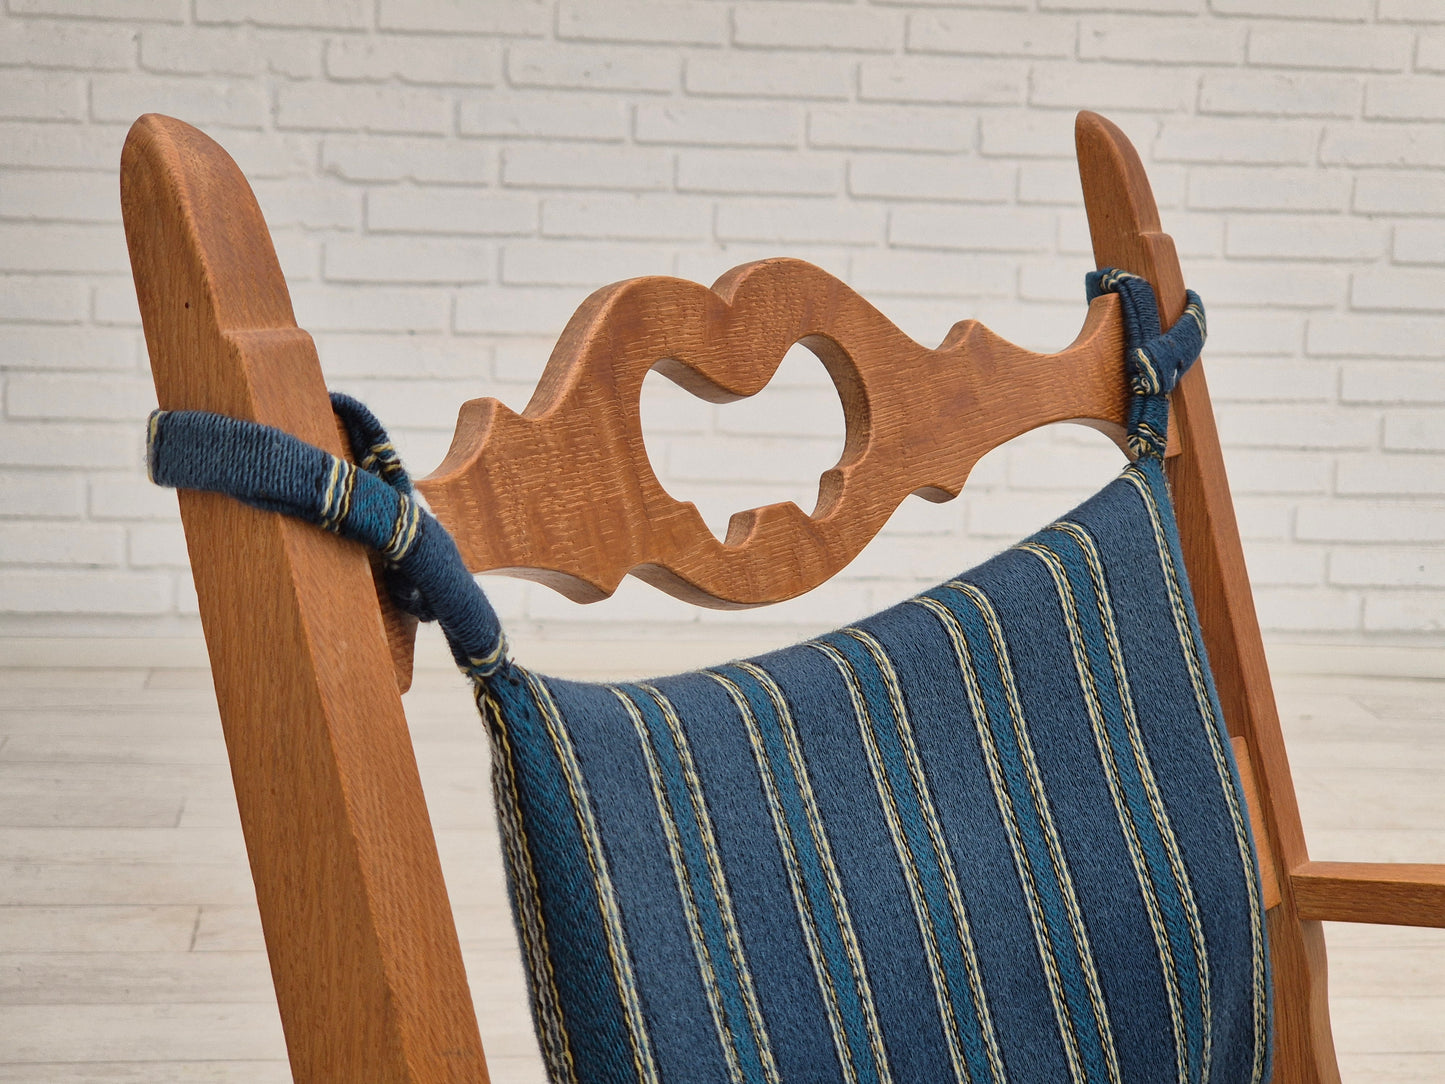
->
122, 114, 487, 1084
1076, 110, 1342, 1084
418, 259, 1136, 608
1293, 863, 1445, 928
1232, 737, 1282, 911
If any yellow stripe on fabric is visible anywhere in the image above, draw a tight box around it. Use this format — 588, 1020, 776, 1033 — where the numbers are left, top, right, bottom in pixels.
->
145, 411, 165, 483
523, 672, 661, 1084
642, 685, 783, 1084
708, 669, 861, 1084
612, 688, 745, 1084
337, 459, 357, 523
1019, 538, 1194, 1084
396, 498, 416, 558
914, 595, 1089, 1084
476, 685, 579, 1084
947, 581, 1124, 1084
736, 660, 896, 1084
319, 456, 344, 528
840, 630, 1010, 1084
403, 497, 422, 554
382, 494, 422, 561
361, 439, 397, 474
812, 640, 975, 1084
468, 633, 509, 673
1120, 465, 1271, 1084
1049, 519, 1214, 1084
1133, 348, 1163, 394
1097, 268, 1141, 290
1182, 301, 1205, 338
383, 496, 409, 558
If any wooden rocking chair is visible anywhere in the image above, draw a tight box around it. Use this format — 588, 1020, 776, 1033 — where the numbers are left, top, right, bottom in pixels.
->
121, 109, 1443, 1084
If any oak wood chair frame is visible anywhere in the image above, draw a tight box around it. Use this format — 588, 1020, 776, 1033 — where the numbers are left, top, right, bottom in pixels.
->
121, 109, 1444, 1084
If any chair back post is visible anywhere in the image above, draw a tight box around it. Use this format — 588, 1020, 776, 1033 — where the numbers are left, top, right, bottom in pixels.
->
1075, 111, 1340, 1084
121, 114, 488, 1084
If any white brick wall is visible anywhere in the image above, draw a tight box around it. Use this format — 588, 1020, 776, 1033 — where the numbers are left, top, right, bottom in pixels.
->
2, 0, 1444, 650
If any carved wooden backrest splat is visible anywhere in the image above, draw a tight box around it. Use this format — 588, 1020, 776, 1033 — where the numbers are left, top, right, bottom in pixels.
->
419, 259, 1141, 608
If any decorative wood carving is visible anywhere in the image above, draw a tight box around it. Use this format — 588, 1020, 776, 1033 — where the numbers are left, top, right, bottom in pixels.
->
419, 260, 1138, 608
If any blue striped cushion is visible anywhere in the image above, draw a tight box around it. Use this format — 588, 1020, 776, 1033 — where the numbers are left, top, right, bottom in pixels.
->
480, 456, 1272, 1084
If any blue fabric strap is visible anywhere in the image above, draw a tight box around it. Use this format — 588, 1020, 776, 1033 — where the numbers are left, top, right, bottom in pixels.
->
1086, 268, 1206, 459
330, 391, 414, 494
146, 394, 507, 681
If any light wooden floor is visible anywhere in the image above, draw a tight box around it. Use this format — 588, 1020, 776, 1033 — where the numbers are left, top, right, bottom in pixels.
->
0, 660, 1440, 1081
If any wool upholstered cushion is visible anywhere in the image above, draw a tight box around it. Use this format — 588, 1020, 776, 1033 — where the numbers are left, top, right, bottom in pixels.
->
478, 454, 1272, 1084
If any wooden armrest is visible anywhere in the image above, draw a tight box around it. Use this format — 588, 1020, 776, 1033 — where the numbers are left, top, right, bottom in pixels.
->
1291, 861, 1445, 928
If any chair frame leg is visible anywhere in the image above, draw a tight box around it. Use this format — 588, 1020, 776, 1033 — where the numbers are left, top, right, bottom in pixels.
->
123, 114, 491, 1084
1077, 111, 1341, 1084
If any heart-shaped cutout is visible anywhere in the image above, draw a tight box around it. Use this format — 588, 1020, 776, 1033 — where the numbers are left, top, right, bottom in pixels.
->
640, 341, 847, 542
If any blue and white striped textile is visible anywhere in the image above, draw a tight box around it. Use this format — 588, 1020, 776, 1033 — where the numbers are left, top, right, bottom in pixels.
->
482, 452, 1270, 1084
